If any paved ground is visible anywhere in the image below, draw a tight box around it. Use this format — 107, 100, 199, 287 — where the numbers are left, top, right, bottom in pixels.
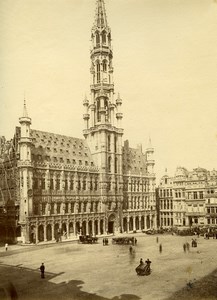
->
0, 234, 217, 300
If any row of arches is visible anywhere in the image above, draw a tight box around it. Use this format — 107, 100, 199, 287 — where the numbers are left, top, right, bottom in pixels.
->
29, 219, 108, 243
122, 215, 153, 232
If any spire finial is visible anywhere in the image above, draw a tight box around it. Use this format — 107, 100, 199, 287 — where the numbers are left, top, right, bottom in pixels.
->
23, 94, 28, 118
94, 0, 108, 28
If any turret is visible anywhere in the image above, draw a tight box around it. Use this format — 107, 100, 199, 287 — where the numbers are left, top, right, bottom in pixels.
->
19, 100, 32, 161
18, 100, 33, 242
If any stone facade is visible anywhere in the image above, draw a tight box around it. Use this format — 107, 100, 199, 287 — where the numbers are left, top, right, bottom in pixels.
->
0, 0, 156, 244
158, 167, 217, 228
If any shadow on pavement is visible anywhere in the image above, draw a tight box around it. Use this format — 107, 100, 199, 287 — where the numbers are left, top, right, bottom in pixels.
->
0, 264, 141, 300
165, 267, 217, 300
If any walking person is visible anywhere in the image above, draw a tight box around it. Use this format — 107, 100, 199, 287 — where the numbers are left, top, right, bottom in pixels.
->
40, 263, 45, 278
183, 243, 186, 253
159, 243, 162, 254
5, 243, 8, 251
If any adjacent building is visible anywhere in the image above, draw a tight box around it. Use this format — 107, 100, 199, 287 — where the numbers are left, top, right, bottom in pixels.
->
0, 0, 156, 244
158, 167, 217, 228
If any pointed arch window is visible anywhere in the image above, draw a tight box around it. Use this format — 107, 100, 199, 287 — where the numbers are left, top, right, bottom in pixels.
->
108, 135, 111, 151
102, 60, 107, 72
114, 136, 117, 152
96, 32, 100, 46
115, 157, 118, 173
102, 31, 106, 44
97, 99, 101, 122
97, 62, 100, 83
108, 156, 111, 173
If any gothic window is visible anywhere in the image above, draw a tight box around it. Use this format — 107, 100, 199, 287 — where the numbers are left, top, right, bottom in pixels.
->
96, 62, 100, 83
65, 179, 68, 190
56, 178, 60, 190
96, 32, 100, 46
108, 156, 111, 173
90, 177, 93, 191
114, 136, 117, 152
42, 203, 46, 215
41, 178, 45, 190
94, 179, 98, 190
83, 177, 86, 190
105, 99, 109, 121
70, 179, 74, 190
57, 203, 61, 214
97, 99, 101, 122
65, 203, 68, 214
115, 157, 118, 173
108, 33, 111, 46
102, 31, 106, 44
50, 178, 54, 190
102, 60, 107, 72
107, 178, 111, 191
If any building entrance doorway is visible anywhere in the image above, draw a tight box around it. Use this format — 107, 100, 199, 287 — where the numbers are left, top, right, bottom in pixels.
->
108, 214, 116, 234
108, 221, 114, 234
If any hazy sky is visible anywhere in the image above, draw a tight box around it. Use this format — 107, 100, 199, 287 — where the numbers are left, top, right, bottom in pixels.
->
0, 0, 217, 182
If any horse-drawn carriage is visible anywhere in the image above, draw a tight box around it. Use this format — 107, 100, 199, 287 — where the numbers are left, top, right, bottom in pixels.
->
79, 235, 98, 244
112, 237, 135, 245
135, 259, 152, 276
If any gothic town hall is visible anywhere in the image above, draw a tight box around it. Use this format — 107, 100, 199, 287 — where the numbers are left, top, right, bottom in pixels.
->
0, 0, 156, 244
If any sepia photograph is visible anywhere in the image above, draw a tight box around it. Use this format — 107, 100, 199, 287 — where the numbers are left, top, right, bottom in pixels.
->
0, 0, 217, 299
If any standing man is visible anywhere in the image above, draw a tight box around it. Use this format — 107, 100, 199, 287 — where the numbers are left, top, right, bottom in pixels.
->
40, 263, 45, 278
5, 243, 8, 251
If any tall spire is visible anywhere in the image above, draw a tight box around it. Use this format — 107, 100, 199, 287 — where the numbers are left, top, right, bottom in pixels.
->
94, 0, 108, 28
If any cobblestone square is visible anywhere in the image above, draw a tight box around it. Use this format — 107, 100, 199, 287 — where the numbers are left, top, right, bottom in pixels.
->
0, 234, 217, 300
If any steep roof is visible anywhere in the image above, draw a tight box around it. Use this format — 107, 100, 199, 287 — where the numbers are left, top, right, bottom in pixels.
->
16, 127, 95, 168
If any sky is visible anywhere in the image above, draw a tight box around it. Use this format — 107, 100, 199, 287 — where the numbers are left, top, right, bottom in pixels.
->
0, 0, 217, 182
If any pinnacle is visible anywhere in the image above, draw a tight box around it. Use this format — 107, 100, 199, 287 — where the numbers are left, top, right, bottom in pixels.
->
23, 99, 28, 118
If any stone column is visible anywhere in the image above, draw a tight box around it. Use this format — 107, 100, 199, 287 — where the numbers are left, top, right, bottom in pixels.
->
139, 216, 141, 231
44, 223, 47, 242
92, 220, 95, 236
66, 222, 69, 239
104, 218, 106, 234
144, 215, 147, 230
51, 223, 55, 241
133, 216, 136, 231
86, 221, 89, 235
35, 224, 39, 244
98, 219, 101, 235
73, 220, 76, 236
127, 218, 129, 233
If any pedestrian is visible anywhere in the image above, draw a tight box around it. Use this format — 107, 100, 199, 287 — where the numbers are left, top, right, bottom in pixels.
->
183, 243, 186, 253
186, 242, 190, 252
103, 238, 105, 246
40, 263, 45, 278
159, 243, 162, 254
140, 258, 144, 265
135, 238, 137, 245
5, 243, 8, 251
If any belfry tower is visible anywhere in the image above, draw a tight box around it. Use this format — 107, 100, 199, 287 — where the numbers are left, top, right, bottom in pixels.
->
83, 0, 124, 233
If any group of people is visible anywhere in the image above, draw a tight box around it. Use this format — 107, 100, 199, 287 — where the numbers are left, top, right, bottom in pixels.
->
183, 242, 190, 252
103, 238, 109, 246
